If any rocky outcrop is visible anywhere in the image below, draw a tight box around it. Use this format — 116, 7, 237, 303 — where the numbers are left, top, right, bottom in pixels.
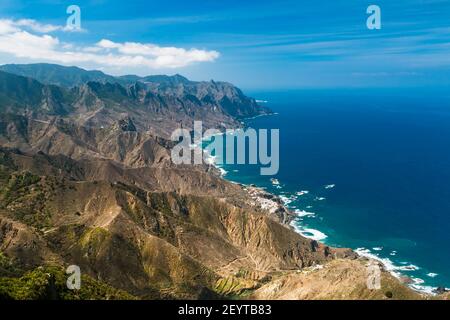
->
0, 216, 61, 268
249, 259, 424, 300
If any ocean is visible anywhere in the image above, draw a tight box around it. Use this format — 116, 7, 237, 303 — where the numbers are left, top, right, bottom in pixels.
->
213, 88, 450, 293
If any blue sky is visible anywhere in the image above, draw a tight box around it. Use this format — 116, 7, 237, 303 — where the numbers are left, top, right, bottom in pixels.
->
0, 0, 450, 89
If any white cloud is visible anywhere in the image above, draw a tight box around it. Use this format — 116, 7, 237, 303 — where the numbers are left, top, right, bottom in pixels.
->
0, 19, 220, 70
97, 39, 121, 49
95, 39, 220, 68
1, 18, 80, 34
14, 19, 62, 33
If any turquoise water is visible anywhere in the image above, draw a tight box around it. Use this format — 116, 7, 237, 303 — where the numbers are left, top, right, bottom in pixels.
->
212, 89, 450, 293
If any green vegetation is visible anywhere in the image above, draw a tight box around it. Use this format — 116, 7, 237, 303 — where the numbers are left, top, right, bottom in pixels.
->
0, 171, 41, 205
147, 192, 174, 216
79, 227, 111, 252
214, 276, 259, 299
0, 253, 21, 277
0, 150, 18, 172
0, 265, 137, 300
0, 171, 58, 229
0, 252, 136, 300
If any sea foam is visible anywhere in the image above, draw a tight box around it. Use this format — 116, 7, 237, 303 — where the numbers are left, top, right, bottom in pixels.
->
292, 222, 328, 241
355, 247, 436, 295
294, 209, 316, 217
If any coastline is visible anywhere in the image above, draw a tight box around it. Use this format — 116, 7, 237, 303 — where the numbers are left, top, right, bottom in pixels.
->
201, 113, 445, 296
219, 165, 439, 295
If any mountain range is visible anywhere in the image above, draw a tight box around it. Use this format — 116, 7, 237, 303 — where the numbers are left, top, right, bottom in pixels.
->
0, 63, 444, 300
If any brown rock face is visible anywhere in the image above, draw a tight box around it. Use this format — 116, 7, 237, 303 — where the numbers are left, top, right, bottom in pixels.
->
249, 259, 424, 300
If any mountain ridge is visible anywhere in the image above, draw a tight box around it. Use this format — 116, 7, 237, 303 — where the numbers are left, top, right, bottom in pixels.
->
0, 65, 271, 138
0, 63, 200, 88
0, 63, 117, 88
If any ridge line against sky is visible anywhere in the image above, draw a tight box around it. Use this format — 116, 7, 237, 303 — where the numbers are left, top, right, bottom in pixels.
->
0, 0, 449, 89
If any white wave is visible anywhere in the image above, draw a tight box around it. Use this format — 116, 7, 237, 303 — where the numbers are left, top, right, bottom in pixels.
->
427, 273, 438, 278
355, 248, 403, 278
300, 228, 328, 241
372, 247, 383, 251
292, 222, 327, 241
396, 264, 419, 271
409, 278, 436, 295
296, 190, 309, 196
294, 209, 316, 217
411, 277, 424, 284
315, 197, 326, 201
324, 184, 335, 189
279, 195, 295, 206
218, 167, 227, 176
270, 178, 280, 185
355, 247, 436, 295
200, 134, 229, 177
390, 251, 397, 256
204, 154, 216, 165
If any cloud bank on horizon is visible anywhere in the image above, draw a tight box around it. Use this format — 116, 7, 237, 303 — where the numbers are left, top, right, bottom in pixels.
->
0, 18, 220, 71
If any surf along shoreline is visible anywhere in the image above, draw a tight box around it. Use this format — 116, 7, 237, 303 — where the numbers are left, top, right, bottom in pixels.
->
200, 112, 444, 296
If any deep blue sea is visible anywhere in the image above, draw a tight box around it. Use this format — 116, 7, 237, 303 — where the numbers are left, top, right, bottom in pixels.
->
215, 88, 450, 293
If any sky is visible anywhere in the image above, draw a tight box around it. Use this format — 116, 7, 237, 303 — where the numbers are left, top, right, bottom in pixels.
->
0, 0, 450, 89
